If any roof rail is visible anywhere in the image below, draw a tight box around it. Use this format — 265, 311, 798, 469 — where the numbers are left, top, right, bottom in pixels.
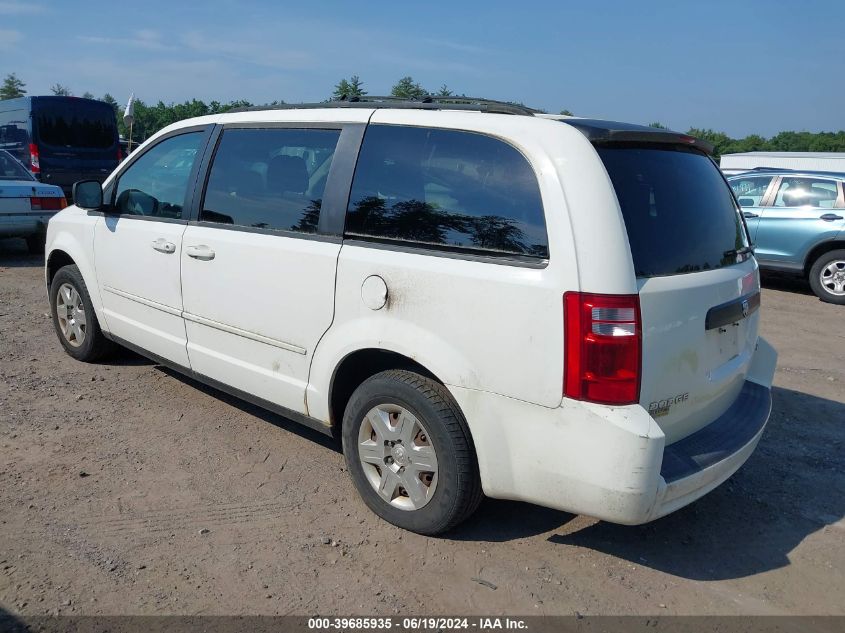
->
229, 96, 539, 116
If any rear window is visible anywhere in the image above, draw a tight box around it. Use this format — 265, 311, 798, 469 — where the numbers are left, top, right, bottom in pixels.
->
346, 125, 549, 259
597, 146, 748, 277
0, 150, 32, 181
34, 101, 117, 149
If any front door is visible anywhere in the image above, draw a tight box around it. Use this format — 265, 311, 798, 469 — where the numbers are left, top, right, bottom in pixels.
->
93, 129, 210, 367
180, 124, 357, 415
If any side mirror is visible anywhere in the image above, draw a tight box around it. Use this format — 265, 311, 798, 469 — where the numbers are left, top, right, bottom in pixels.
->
737, 197, 755, 207
72, 180, 103, 210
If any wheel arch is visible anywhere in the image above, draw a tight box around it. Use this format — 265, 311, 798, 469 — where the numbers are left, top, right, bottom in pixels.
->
46, 248, 76, 289
327, 348, 445, 431
804, 239, 845, 276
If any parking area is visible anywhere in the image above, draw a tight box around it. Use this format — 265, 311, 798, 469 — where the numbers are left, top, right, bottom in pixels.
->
0, 236, 843, 616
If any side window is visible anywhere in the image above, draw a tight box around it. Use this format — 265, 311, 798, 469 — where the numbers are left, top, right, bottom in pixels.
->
345, 125, 549, 258
729, 176, 773, 207
200, 127, 341, 233
774, 177, 838, 209
114, 132, 204, 218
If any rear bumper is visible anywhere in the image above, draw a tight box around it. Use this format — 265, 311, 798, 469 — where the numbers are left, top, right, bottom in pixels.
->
450, 337, 777, 524
0, 213, 55, 238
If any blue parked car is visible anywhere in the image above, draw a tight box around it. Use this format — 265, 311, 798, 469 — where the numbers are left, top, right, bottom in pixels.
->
728, 169, 845, 304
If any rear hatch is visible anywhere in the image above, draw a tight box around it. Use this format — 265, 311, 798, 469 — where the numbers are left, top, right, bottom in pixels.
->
596, 143, 759, 444
32, 98, 119, 195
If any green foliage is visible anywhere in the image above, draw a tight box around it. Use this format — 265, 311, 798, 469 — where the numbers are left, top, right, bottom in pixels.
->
559, 109, 574, 116
51, 83, 72, 96
436, 84, 453, 97
332, 75, 366, 100
685, 128, 845, 158
648, 121, 667, 129
81, 92, 95, 99
0, 73, 26, 100
391, 76, 427, 99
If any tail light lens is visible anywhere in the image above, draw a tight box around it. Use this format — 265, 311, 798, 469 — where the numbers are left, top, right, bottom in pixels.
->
29, 143, 40, 174
564, 292, 642, 405
30, 196, 67, 211
117, 146, 123, 162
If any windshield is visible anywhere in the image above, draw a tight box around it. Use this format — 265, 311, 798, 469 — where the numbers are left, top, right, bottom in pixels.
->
597, 145, 749, 278
0, 150, 33, 181
34, 101, 117, 149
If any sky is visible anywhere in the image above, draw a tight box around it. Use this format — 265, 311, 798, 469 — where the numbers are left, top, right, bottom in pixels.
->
1, 0, 844, 137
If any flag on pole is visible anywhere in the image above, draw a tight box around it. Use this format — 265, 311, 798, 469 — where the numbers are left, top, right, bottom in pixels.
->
123, 93, 135, 127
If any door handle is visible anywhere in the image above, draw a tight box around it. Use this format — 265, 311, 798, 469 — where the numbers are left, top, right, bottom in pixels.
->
820, 213, 843, 221
185, 244, 215, 261
151, 238, 176, 254
742, 211, 759, 218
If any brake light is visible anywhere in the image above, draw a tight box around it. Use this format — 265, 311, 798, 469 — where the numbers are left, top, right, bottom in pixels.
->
30, 196, 67, 211
29, 143, 40, 174
564, 292, 642, 405
117, 146, 123, 162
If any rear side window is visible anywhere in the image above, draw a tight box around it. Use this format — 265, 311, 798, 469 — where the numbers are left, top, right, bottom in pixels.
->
345, 125, 549, 258
597, 146, 748, 277
34, 102, 117, 149
200, 128, 341, 233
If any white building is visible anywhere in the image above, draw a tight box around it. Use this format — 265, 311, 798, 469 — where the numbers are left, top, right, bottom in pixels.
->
720, 151, 845, 175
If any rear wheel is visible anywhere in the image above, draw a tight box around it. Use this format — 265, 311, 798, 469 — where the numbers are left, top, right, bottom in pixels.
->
809, 249, 845, 305
342, 370, 482, 535
49, 265, 115, 361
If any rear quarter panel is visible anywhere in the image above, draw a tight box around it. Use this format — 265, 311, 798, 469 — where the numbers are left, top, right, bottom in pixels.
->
308, 111, 637, 417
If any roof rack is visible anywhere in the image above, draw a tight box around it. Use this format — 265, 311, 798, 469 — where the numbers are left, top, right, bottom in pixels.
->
229, 96, 539, 116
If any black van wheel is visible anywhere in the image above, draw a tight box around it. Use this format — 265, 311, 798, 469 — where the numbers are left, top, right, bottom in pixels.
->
342, 370, 483, 535
25, 234, 45, 255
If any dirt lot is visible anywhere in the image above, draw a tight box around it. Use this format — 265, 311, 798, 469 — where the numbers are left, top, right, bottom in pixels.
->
1, 237, 843, 617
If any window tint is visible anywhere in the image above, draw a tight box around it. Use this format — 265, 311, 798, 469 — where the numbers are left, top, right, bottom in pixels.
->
114, 132, 204, 218
34, 102, 117, 149
200, 128, 341, 233
345, 125, 548, 258
773, 177, 839, 209
597, 146, 748, 277
729, 175, 773, 207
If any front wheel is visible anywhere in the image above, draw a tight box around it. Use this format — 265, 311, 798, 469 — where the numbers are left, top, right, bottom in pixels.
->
342, 370, 482, 535
49, 264, 115, 361
809, 249, 845, 305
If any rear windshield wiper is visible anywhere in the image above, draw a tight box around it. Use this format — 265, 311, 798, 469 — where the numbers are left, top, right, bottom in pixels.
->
724, 245, 755, 258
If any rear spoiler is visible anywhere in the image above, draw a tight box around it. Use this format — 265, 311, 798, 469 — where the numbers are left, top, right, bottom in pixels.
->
558, 118, 715, 155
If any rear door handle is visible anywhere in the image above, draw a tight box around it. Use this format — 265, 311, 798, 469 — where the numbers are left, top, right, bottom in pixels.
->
185, 244, 215, 261
151, 238, 176, 254
742, 211, 759, 218
820, 213, 843, 221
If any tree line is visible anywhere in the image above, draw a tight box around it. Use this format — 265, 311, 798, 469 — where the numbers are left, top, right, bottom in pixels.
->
3, 71, 844, 157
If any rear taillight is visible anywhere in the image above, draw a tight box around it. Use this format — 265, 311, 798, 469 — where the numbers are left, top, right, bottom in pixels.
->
564, 292, 642, 405
117, 146, 123, 162
29, 143, 40, 174
30, 197, 67, 211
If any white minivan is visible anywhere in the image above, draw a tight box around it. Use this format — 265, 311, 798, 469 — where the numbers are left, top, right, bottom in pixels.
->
45, 98, 777, 535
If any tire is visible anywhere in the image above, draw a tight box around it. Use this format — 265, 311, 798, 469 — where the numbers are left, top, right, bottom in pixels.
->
49, 264, 115, 361
808, 249, 845, 305
25, 234, 45, 255
341, 369, 483, 535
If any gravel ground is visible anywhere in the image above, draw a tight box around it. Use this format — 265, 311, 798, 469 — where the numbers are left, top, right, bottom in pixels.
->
1, 236, 843, 617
